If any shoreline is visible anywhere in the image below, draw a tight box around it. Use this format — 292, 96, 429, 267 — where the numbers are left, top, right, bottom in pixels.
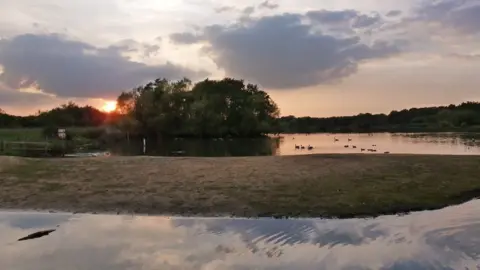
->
2, 154, 480, 218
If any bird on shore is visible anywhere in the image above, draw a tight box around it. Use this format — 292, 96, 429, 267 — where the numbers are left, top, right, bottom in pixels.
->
348, 138, 352, 142
372, 144, 377, 147
301, 145, 306, 149
384, 151, 390, 154
295, 145, 300, 149
308, 145, 314, 150
361, 148, 366, 152
344, 145, 349, 148
334, 137, 339, 142
352, 146, 357, 149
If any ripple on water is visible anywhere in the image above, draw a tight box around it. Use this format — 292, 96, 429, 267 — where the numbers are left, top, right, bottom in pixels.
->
1, 200, 480, 269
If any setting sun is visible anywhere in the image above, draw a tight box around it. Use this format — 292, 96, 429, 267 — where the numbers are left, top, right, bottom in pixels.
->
101, 101, 117, 113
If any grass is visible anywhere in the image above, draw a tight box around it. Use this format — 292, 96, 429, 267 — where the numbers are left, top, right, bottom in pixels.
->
1, 154, 480, 218
0, 127, 106, 142
0, 127, 109, 157
0, 128, 44, 141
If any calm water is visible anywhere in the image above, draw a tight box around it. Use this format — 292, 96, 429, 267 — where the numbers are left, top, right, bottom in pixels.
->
2, 200, 480, 269
109, 133, 480, 156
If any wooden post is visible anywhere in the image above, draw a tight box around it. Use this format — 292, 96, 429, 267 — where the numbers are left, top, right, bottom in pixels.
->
143, 138, 146, 155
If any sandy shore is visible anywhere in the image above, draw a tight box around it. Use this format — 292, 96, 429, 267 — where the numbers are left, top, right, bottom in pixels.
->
1, 154, 480, 218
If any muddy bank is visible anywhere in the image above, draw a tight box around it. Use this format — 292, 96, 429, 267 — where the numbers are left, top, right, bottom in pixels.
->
1, 155, 480, 218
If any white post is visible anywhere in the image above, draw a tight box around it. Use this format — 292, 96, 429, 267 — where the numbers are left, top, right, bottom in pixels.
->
143, 138, 146, 155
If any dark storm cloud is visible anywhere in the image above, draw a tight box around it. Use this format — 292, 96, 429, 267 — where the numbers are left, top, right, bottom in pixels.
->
415, 0, 480, 34
259, 1, 279, 10
170, 12, 402, 89
0, 34, 207, 99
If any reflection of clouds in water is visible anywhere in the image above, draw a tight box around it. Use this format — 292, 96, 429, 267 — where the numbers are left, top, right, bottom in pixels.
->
173, 218, 389, 248
1, 201, 480, 269
0, 211, 72, 229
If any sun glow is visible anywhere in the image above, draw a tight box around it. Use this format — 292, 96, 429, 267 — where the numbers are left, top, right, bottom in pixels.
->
102, 101, 117, 113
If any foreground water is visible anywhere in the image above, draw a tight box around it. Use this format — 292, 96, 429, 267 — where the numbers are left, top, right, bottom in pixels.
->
2, 200, 480, 269
109, 132, 480, 156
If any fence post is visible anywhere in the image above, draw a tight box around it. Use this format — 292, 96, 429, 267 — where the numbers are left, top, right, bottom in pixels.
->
143, 138, 146, 155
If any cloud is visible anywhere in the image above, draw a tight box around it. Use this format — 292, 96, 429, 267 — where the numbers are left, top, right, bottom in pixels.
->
386, 10, 402, 17
414, 0, 480, 35
242, 6, 255, 16
170, 12, 403, 89
0, 34, 207, 100
447, 53, 480, 61
214, 6, 234, 13
307, 9, 383, 29
306, 10, 359, 24
352, 13, 382, 28
259, 1, 279, 10
169, 32, 203, 45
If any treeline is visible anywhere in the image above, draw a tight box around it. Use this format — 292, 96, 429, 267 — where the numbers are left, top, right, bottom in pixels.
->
1, 76, 480, 136
0, 102, 107, 128
278, 102, 480, 133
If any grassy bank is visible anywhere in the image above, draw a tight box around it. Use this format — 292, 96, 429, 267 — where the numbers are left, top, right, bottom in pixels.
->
1, 154, 480, 218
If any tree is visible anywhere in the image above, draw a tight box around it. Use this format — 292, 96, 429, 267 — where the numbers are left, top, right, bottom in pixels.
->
113, 77, 280, 138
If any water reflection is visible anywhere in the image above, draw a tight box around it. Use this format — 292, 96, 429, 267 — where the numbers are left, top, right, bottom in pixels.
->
108, 133, 480, 156
2, 201, 480, 269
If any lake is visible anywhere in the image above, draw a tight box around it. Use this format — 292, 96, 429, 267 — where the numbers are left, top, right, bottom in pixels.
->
2, 200, 480, 269
108, 132, 480, 156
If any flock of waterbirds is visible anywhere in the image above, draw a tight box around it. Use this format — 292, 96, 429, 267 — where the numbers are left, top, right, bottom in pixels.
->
294, 136, 391, 154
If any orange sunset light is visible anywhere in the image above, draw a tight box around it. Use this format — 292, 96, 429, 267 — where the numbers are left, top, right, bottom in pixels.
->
101, 101, 117, 113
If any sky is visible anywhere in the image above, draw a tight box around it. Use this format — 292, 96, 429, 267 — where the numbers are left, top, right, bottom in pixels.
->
0, 0, 479, 117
